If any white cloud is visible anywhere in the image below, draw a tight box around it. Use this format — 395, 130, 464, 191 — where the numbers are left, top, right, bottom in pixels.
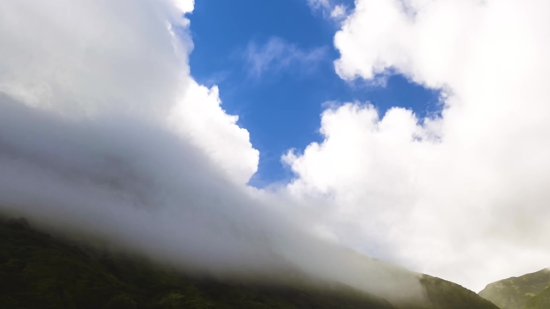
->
286, 0, 550, 291
244, 37, 327, 78
168, 82, 259, 184
0, 0, 257, 184
173, 0, 194, 14
0, 0, 185, 115
331, 5, 348, 19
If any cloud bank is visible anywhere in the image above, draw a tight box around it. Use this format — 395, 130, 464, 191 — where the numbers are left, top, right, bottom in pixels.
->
286, 0, 550, 291
0, 0, 422, 303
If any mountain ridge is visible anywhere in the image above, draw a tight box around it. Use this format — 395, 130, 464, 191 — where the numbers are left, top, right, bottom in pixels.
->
479, 268, 550, 309
0, 216, 498, 309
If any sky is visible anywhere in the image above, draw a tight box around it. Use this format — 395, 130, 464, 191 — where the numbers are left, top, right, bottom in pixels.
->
1, 0, 550, 295
188, 0, 441, 187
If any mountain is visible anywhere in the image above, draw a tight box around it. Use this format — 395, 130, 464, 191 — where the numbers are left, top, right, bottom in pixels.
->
0, 216, 498, 309
479, 268, 550, 309
416, 274, 499, 309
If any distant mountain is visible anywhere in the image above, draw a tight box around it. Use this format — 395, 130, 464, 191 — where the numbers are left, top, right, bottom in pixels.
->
479, 268, 550, 309
0, 217, 498, 309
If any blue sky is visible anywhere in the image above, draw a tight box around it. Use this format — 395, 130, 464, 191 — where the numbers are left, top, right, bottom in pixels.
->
188, 0, 441, 187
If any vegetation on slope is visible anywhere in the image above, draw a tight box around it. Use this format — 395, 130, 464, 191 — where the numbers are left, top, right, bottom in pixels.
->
478, 268, 550, 309
0, 216, 498, 309
524, 284, 550, 309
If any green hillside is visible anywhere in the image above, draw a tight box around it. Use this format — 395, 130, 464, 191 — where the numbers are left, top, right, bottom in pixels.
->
0, 217, 498, 309
478, 268, 550, 309
524, 285, 550, 309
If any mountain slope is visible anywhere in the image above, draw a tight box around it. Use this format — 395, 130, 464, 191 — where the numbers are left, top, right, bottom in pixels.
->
524, 284, 550, 309
478, 268, 550, 309
419, 275, 499, 309
0, 217, 498, 309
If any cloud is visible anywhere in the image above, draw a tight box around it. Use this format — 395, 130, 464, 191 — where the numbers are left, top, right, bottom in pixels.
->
173, 0, 194, 14
0, 0, 423, 303
0, 0, 258, 185
308, 0, 331, 10
168, 81, 259, 184
285, 0, 550, 291
244, 37, 327, 78
330, 5, 348, 19
307, 0, 349, 20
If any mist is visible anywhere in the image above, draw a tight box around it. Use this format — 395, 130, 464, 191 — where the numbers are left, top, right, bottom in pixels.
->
0, 0, 423, 303
0, 91, 422, 302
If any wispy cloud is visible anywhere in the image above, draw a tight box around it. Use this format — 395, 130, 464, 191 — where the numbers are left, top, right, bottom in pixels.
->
330, 4, 347, 19
307, 0, 348, 20
307, 0, 330, 10
244, 37, 327, 78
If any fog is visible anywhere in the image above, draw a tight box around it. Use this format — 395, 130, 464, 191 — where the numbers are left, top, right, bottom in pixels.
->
0, 0, 423, 303
0, 92, 421, 302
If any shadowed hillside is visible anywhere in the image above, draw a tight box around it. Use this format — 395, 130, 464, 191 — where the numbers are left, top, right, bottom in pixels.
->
0, 217, 498, 309
479, 268, 550, 309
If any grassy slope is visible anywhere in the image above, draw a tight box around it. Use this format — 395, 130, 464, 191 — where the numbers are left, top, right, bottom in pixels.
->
0, 217, 498, 309
478, 268, 550, 309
